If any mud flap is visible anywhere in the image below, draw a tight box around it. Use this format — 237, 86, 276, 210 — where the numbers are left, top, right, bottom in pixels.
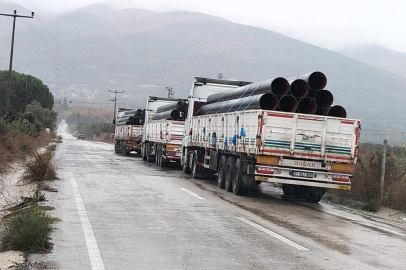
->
242, 174, 256, 188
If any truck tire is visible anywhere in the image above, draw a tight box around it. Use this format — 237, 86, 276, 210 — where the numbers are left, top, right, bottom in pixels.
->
191, 150, 199, 179
146, 143, 152, 163
183, 155, 191, 174
121, 142, 126, 156
282, 184, 294, 196
225, 156, 236, 192
232, 158, 245, 195
305, 193, 323, 203
304, 187, 325, 203
142, 144, 147, 161
217, 155, 227, 189
124, 144, 130, 156
158, 144, 164, 167
155, 144, 159, 166
182, 149, 191, 173
114, 141, 120, 153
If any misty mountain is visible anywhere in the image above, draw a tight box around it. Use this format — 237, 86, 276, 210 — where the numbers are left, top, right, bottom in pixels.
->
339, 44, 406, 80
1, 3, 406, 142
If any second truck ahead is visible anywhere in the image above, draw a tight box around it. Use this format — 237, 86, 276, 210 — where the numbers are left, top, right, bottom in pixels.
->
141, 97, 187, 166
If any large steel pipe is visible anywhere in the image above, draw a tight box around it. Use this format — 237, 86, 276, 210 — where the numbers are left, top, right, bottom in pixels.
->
278, 95, 298, 112
297, 97, 317, 114
117, 117, 130, 123
129, 116, 144, 125
156, 101, 187, 113
327, 105, 347, 118
314, 90, 333, 109
124, 109, 143, 115
289, 71, 327, 91
152, 110, 182, 120
206, 77, 289, 104
289, 79, 309, 99
197, 93, 278, 115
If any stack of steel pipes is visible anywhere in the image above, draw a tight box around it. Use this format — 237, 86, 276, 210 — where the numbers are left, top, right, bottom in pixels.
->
152, 100, 188, 121
116, 109, 145, 126
196, 71, 347, 118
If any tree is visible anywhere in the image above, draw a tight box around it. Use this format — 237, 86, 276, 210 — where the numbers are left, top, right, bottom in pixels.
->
0, 70, 54, 115
23, 101, 57, 131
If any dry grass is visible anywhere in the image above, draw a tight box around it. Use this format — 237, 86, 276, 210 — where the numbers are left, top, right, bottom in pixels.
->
22, 150, 57, 183
0, 131, 54, 175
93, 132, 111, 143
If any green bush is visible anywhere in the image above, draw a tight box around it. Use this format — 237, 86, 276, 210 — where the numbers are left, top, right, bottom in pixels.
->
0, 208, 56, 252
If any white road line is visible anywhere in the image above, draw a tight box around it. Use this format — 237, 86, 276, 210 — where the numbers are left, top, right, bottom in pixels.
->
236, 216, 309, 251
180, 188, 206, 200
68, 173, 105, 270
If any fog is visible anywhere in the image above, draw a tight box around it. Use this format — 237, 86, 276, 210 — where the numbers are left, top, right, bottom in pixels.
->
4, 0, 406, 53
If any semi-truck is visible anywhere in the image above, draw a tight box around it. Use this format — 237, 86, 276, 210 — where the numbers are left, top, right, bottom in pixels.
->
180, 76, 360, 202
114, 109, 144, 155
141, 97, 187, 166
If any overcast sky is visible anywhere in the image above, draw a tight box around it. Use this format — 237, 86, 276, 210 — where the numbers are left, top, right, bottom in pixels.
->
4, 0, 406, 54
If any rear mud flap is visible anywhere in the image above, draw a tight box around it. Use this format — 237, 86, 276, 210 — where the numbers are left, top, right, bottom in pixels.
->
242, 174, 256, 188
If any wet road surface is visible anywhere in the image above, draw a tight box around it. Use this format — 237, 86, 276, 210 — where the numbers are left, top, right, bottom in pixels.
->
43, 126, 406, 269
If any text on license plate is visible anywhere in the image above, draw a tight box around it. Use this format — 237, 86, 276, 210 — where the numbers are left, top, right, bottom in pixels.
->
290, 171, 313, 178
337, 185, 351, 190
255, 176, 269, 181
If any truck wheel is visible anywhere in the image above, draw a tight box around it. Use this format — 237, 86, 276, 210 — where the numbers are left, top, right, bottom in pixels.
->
232, 158, 245, 195
142, 144, 147, 161
282, 184, 294, 196
114, 141, 120, 153
217, 155, 227, 189
183, 155, 191, 174
146, 143, 152, 163
157, 144, 161, 166
124, 144, 130, 156
121, 142, 126, 156
158, 145, 163, 167
191, 150, 199, 179
225, 156, 236, 192
155, 144, 159, 166
305, 193, 323, 203
182, 150, 191, 174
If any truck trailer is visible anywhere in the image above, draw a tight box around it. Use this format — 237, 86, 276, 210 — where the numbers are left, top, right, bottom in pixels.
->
114, 109, 144, 155
141, 96, 187, 166
181, 76, 360, 202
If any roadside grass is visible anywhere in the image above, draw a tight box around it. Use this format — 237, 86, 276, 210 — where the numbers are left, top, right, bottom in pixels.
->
0, 207, 58, 253
22, 150, 57, 183
0, 131, 55, 175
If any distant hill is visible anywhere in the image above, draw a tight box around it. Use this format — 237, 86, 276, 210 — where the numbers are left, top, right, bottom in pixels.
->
340, 44, 406, 80
1, 4, 406, 142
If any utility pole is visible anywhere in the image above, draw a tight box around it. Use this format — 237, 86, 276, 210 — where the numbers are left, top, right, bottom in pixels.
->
380, 139, 388, 199
0, 10, 34, 114
109, 89, 124, 142
166, 86, 174, 98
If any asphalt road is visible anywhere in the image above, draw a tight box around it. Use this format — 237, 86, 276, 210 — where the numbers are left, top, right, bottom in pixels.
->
40, 124, 406, 269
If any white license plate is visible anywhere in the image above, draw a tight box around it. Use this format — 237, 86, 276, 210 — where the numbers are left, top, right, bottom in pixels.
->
290, 171, 313, 178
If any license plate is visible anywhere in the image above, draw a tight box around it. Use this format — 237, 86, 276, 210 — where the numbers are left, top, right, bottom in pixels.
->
290, 171, 313, 178
337, 185, 351, 190
255, 176, 269, 181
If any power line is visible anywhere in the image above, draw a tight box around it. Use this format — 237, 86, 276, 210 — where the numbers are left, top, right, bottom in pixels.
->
21, 19, 80, 74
